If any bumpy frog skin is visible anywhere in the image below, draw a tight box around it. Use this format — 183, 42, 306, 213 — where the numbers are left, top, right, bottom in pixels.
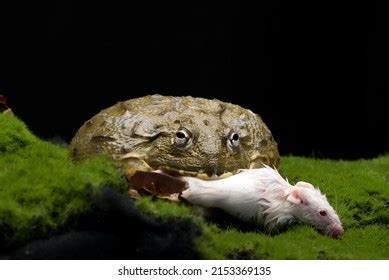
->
70, 95, 280, 179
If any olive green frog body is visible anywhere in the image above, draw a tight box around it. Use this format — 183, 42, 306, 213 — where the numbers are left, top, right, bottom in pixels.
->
70, 95, 280, 178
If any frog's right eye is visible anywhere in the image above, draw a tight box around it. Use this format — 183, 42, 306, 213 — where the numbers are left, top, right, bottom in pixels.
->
227, 130, 240, 151
174, 128, 192, 147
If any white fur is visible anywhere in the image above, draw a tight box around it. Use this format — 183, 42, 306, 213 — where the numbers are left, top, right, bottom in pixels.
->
181, 166, 343, 236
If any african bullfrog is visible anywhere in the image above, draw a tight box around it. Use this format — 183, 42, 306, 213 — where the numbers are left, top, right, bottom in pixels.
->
69, 95, 280, 179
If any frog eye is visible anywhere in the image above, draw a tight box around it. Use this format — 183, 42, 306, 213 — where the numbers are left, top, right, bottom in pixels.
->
174, 128, 192, 147
228, 131, 240, 150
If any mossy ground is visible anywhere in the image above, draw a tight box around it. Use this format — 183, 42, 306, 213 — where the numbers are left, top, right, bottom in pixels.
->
1, 113, 388, 259
0, 114, 127, 248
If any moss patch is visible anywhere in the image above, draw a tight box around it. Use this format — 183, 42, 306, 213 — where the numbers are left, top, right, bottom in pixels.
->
0, 114, 127, 248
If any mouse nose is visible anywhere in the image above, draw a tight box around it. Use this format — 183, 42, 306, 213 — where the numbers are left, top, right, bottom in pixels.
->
328, 224, 344, 239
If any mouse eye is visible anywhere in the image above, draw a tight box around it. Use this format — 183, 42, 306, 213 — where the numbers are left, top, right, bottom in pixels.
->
227, 131, 240, 151
174, 128, 192, 147
319, 210, 327, 216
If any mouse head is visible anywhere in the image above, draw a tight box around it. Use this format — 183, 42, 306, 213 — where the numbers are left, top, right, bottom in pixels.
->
285, 181, 343, 239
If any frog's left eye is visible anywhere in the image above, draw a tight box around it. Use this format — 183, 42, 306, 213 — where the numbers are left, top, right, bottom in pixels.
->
174, 127, 192, 148
228, 131, 240, 150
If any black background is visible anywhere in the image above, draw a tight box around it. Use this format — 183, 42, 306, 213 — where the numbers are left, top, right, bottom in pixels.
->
1, 1, 388, 159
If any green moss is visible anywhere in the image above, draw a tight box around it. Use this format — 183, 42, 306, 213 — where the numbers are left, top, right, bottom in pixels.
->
0, 113, 38, 154
0, 114, 127, 247
135, 197, 192, 219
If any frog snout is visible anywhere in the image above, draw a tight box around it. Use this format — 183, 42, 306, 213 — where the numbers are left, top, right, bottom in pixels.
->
199, 136, 223, 158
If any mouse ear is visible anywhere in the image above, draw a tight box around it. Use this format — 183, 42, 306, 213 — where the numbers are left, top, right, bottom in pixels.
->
285, 189, 304, 204
295, 181, 315, 189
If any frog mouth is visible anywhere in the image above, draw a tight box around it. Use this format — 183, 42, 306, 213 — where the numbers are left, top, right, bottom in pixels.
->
119, 153, 238, 180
